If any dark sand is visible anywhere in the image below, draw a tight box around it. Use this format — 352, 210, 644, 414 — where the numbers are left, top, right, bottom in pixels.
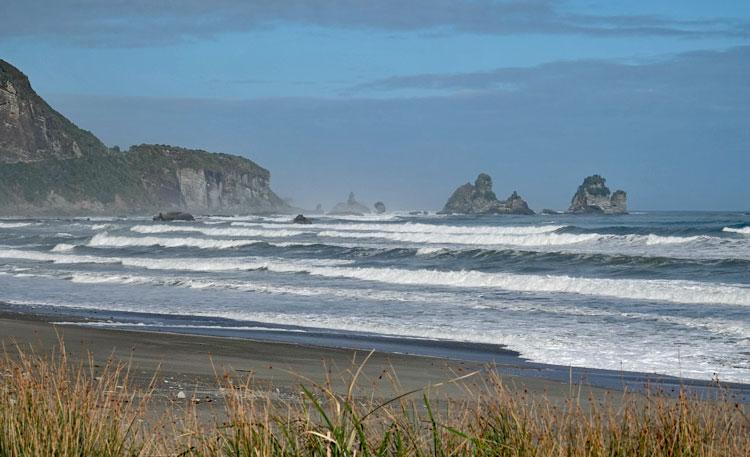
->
0, 311, 591, 406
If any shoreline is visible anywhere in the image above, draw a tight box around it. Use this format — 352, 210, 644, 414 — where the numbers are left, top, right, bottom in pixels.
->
0, 309, 565, 405
2, 302, 748, 403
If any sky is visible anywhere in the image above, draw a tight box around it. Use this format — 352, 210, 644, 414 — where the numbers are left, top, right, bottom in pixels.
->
1, 1, 749, 211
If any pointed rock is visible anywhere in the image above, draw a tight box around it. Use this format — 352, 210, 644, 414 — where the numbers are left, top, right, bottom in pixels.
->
568, 175, 628, 214
441, 174, 534, 215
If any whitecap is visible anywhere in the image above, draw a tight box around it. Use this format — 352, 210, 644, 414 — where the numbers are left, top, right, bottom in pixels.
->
723, 226, 750, 235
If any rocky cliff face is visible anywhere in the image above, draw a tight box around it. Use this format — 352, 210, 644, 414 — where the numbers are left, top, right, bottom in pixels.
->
568, 175, 627, 214
0, 60, 108, 163
0, 59, 290, 215
126, 145, 288, 214
441, 173, 534, 215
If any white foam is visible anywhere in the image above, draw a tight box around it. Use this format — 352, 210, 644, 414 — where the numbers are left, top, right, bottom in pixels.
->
416, 247, 446, 255
53, 321, 308, 333
66, 272, 446, 303
131, 224, 307, 238
295, 266, 750, 306
51, 243, 76, 252
641, 234, 705, 245
723, 226, 750, 235
233, 221, 565, 236
118, 256, 350, 272
48, 250, 750, 306
0, 248, 117, 265
88, 232, 260, 250
0, 222, 33, 228
317, 229, 603, 246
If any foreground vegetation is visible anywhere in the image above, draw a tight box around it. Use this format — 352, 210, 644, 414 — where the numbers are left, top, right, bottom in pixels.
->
1, 343, 748, 456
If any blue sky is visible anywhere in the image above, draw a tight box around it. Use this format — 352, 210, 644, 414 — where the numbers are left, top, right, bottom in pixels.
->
1, 0, 749, 210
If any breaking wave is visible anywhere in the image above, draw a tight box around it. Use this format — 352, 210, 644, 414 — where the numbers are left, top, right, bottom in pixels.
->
0, 222, 34, 228
51, 243, 76, 252
16, 247, 742, 306
233, 221, 566, 235
88, 232, 260, 250
131, 224, 308, 238
724, 226, 750, 235
0, 248, 117, 264
316, 230, 602, 246
295, 266, 750, 306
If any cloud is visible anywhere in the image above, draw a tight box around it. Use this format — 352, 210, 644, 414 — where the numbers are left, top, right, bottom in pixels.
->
1, 0, 748, 47
351, 46, 750, 94
46, 46, 750, 210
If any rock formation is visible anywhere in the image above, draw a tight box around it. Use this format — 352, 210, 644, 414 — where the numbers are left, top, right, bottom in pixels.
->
292, 214, 312, 224
441, 173, 534, 215
373, 201, 386, 214
153, 212, 195, 222
328, 192, 371, 216
0, 59, 291, 215
568, 175, 627, 214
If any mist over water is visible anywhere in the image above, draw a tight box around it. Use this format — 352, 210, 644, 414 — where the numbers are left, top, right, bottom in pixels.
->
1, 211, 749, 383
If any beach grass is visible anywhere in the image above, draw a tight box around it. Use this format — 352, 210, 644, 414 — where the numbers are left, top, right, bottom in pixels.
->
0, 340, 152, 456
1, 343, 748, 456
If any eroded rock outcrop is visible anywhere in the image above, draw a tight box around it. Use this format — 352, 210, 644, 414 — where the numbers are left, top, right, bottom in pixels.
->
293, 214, 312, 224
0, 59, 291, 215
441, 173, 534, 215
374, 201, 386, 214
153, 212, 195, 221
328, 192, 371, 216
568, 175, 627, 214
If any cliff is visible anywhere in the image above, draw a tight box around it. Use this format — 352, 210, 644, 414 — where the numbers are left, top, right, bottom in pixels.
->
0, 59, 290, 215
441, 173, 534, 215
126, 144, 288, 214
568, 175, 627, 214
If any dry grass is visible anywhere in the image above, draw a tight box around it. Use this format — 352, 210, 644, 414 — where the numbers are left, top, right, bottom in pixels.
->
0, 340, 153, 456
1, 344, 748, 456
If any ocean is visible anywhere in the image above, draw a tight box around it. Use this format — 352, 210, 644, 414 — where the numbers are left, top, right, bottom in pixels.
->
0, 212, 749, 384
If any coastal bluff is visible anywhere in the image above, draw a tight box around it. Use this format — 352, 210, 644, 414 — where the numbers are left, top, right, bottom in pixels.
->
441, 173, 534, 215
568, 175, 627, 214
0, 59, 290, 215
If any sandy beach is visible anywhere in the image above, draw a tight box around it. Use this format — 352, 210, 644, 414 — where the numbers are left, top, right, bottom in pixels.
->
0, 310, 591, 407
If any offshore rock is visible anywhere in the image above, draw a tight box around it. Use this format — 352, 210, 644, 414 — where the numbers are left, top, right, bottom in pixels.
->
292, 214, 312, 224
441, 174, 534, 215
374, 201, 386, 214
568, 175, 628, 214
328, 192, 371, 216
153, 212, 195, 222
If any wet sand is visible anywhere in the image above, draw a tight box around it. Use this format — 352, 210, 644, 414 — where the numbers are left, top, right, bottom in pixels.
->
0, 310, 589, 405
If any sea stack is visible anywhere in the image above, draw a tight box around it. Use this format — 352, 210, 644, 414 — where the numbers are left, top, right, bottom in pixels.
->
568, 175, 627, 214
441, 173, 534, 215
328, 192, 371, 216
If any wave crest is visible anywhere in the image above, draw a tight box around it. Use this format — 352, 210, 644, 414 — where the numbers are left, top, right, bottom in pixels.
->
724, 226, 750, 235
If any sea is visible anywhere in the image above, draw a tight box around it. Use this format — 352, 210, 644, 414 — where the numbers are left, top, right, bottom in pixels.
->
0, 211, 749, 386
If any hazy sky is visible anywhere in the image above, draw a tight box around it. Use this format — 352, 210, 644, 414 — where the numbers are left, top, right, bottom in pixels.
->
1, 1, 749, 210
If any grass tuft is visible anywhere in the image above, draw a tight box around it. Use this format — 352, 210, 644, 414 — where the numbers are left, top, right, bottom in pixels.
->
1, 342, 748, 456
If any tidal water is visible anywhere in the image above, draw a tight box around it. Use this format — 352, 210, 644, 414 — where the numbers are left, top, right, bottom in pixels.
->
0, 212, 749, 383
